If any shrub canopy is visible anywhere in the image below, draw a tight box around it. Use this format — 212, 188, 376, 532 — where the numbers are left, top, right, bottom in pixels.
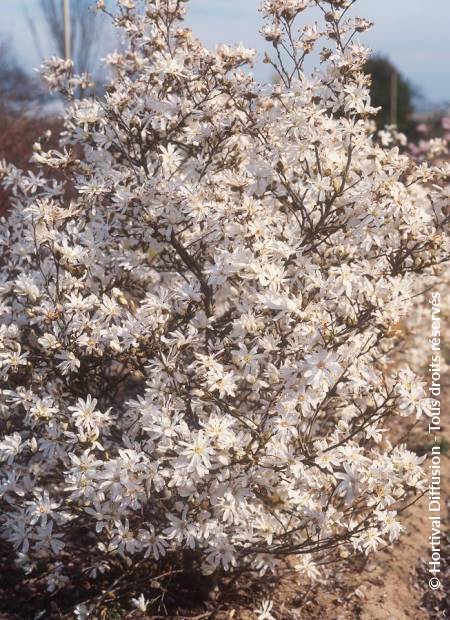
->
0, 0, 449, 611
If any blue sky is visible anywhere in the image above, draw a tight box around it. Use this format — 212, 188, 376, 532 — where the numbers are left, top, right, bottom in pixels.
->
2, 0, 450, 104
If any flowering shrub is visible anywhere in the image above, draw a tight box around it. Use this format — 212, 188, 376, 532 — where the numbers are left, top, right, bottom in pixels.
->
0, 0, 449, 613
395, 126, 450, 383
411, 115, 450, 161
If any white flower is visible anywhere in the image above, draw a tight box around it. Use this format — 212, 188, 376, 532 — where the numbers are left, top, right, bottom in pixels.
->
206, 370, 238, 398
163, 510, 197, 549
139, 525, 167, 560
232, 343, 262, 371
55, 350, 80, 375
295, 554, 321, 580
0, 346, 28, 373
335, 464, 360, 505
73, 100, 102, 129
34, 521, 65, 554
303, 350, 342, 389
74, 603, 91, 619
68, 396, 104, 432
14, 274, 40, 301
179, 432, 214, 477
255, 599, 275, 620
131, 593, 148, 612
159, 144, 182, 177
0, 433, 24, 464
26, 491, 60, 525
38, 333, 61, 351
359, 527, 384, 555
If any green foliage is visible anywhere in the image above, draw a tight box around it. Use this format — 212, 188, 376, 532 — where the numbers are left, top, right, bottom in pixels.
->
365, 55, 416, 136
